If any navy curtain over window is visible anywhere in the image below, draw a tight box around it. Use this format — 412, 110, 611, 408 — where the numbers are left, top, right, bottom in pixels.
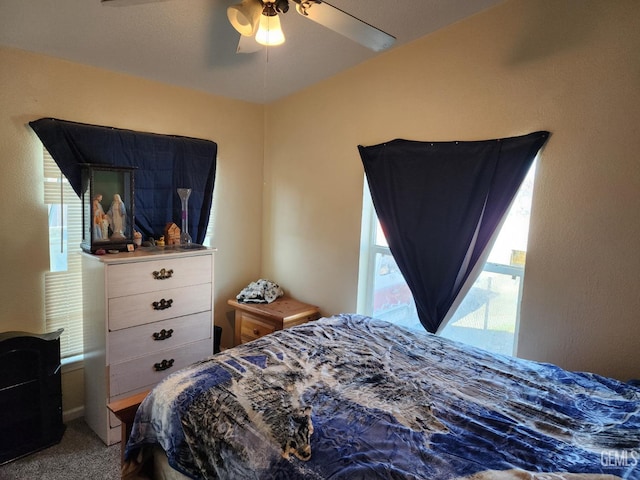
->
30, 118, 217, 244
359, 131, 549, 333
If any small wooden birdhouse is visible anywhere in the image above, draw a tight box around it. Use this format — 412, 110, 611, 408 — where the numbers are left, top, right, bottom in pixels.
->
164, 222, 181, 246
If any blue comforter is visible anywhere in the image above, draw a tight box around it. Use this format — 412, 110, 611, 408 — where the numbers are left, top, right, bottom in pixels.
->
126, 314, 640, 479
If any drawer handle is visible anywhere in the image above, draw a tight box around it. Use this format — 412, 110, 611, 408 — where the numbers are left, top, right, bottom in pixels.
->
152, 298, 173, 311
152, 268, 174, 280
152, 328, 174, 341
253, 328, 260, 335
153, 359, 174, 371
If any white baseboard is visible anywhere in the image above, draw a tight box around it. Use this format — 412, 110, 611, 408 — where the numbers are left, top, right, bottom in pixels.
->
63, 406, 84, 423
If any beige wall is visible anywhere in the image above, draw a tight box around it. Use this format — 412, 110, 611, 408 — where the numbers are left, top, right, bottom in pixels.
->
2, 0, 639, 419
264, 0, 640, 381
0, 47, 264, 415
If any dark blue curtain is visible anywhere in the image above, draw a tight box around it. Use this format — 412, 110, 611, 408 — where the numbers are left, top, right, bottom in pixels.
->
29, 118, 217, 244
359, 131, 549, 333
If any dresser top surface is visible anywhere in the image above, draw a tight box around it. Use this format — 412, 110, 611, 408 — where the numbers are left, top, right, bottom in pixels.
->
228, 297, 319, 321
82, 245, 216, 264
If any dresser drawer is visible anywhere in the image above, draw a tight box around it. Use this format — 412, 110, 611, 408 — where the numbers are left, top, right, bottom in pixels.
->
240, 313, 277, 343
108, 311, 212, 363
107, 255, 212, 299
108, 338, 212, 397
108, 283, 212, 331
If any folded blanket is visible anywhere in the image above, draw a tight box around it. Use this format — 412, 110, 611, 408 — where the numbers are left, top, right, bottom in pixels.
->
236, 279, 284, 303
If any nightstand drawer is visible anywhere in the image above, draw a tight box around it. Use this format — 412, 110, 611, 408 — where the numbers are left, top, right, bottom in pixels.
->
240, 314, 277, 343
108, 338, 212, 397
108, 311, 212, 363
107, 255, 212, 298
108, 283, 212, 331
229, 297, 320, 345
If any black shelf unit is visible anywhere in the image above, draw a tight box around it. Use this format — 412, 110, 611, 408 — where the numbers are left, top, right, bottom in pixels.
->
0, 329, 66, 464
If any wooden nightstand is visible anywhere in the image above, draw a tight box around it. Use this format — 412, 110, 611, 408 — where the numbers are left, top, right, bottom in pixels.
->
229, 297, 321, 345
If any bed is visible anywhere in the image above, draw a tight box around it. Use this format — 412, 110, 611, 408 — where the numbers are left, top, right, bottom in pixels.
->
124, 314, 640, 480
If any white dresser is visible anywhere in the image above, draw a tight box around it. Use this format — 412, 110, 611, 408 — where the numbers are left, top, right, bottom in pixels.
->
82, 247, 215, 445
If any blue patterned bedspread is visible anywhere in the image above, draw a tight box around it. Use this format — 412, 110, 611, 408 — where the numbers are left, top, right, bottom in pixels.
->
126, 314, 640, 479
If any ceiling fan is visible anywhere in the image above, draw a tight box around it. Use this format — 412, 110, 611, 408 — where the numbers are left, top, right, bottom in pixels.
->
101, 0, 396, 53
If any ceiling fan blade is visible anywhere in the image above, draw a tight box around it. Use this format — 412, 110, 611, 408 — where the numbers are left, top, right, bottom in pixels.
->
101, 0, 172, 6
236, 34, 263, 54
296, 1, 395, 52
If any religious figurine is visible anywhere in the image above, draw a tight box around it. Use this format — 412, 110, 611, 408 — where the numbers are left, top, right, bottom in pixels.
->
101, 215, 109, 239
92, 194, 108, 241
107, 193, 127, 239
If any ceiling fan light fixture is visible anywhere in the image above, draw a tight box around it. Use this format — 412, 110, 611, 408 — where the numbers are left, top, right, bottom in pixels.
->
255, 4, 285, 46
227, 0, 262, 37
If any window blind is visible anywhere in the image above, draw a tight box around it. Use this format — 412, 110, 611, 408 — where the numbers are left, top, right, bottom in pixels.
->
43, 148, 84, 359
203, 200, 215, 248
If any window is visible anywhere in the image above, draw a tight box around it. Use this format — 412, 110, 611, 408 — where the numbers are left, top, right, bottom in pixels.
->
43, 149, 84, 360
203, 197, 216, 248
43, 149, 217, 360
358, 163, 536, 356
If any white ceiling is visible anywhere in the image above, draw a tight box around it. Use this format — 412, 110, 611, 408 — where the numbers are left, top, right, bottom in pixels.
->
0, 0, 503, 104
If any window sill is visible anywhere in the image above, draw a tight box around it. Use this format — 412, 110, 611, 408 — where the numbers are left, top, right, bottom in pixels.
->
61, 354, 84, 373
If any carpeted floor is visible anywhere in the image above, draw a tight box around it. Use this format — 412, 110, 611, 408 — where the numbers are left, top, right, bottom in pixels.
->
0, 417, 120, 480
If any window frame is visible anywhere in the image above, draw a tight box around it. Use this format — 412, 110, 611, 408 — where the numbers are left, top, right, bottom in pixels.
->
43, 148, 218, 362
358, 162, 535, 356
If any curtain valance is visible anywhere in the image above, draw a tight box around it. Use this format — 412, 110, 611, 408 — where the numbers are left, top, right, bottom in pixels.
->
30, 118, 217, 244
